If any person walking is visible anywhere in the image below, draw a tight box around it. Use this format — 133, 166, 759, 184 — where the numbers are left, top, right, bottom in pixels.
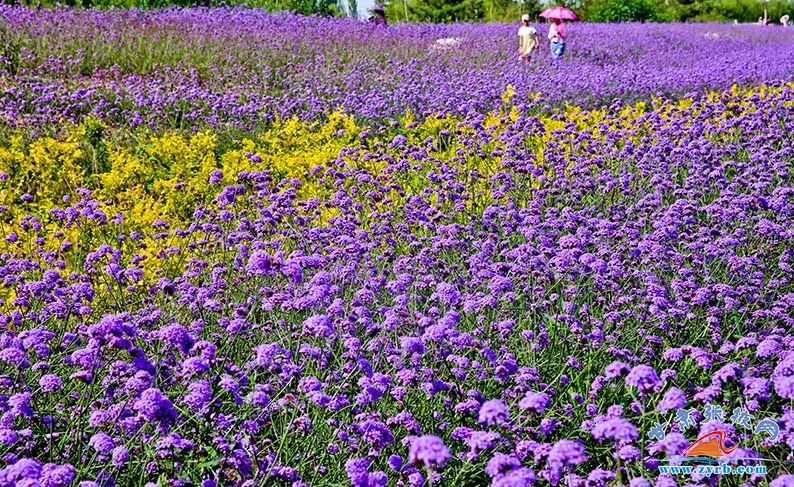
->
518, 14, 539, 63
548, 17, 567, 62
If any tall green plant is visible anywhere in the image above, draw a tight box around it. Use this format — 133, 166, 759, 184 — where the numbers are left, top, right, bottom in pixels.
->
584, 0, 658, 21
382, 0, 409, 21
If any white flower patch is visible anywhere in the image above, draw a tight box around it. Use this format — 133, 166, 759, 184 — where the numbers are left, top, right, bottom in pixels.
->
430, 37, 464, 52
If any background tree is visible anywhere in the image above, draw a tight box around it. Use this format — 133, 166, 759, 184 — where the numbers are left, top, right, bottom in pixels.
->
584, 0, 658, 21
409, 0, 484, 22
383, 0, 540, 22
578, 0, 786, 21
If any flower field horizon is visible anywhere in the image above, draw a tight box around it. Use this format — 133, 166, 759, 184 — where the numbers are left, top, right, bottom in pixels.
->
1, 6, 794, 134
0, 6, 794, 487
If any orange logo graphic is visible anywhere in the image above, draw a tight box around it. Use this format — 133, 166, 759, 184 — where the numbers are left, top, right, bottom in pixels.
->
682, 430, 737, 459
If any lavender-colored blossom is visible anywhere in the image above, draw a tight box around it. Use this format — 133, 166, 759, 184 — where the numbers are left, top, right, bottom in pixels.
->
604, 361, 630, 380
209, 170, 224, 184
39, 374, 62, 393
434, 282, 461, 306
770, 475, 794, 487
408, 435, 452, 469
491, 467, 536, 487
247, 251, 276, 276
40, 463, 76, 487
0, 429, 18, 446
773, 354, 794, 399
0, 459, 42, 484
344, 458, 387, 487
519, 392, 551, 414
88, 431, 115, 455
657, 387, 686, 413
625, 365, 662, 393
591, 418, 639, 443
134, 388, 177, 426
485, 453, 521, 477
649, 432, 690, 456
387, 454, 402, 472
465, 431, 501, 453
8, 393, 33, 417
547, 440, 588, 467
478, 399, 509, 426
111, 446, 129, 467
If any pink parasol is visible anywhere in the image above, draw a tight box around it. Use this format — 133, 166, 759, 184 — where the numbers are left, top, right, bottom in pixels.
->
539, 6, 578, 20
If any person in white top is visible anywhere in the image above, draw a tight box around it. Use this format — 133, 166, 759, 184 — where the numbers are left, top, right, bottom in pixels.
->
518, 14, 539, 63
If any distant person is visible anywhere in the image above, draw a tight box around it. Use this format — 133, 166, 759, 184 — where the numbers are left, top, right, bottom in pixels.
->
548, 18, 567, 62
780, 14, 789, 26
369, 5, 388, 27
758, 17, 764, 25
518, 14, 539, 63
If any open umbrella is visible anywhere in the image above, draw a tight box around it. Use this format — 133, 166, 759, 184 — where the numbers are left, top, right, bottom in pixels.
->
539, 6, 578, 20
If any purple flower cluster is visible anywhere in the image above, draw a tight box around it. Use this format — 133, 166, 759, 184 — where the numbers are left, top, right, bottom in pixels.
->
408, 435, 452, 469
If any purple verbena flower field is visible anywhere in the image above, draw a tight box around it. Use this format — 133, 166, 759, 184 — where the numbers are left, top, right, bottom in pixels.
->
0, 6, 793, 487
1, 7, 794, 131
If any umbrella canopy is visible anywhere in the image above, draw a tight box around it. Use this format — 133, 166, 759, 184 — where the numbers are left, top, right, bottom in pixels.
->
539, 6, 578, 20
